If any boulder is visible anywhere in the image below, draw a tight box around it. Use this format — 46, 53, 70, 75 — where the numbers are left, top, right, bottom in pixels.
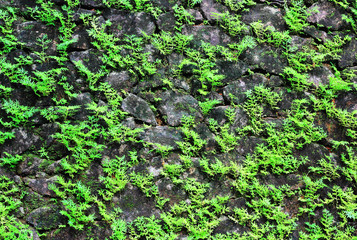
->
103, 9, 156, 38
307, 1, 348, 31
242, 4, 287, 31
121, 94, 157, 125
242, 44, 288, 74
139, 126, 183, 150
26, 206, 65, 230
159, 91, 203, 126
200, 0, 228, 21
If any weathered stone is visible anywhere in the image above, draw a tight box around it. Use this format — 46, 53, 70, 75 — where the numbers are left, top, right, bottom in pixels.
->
307, 64, 333, 88
37, 123, 59, 147
187, 9, 204, 22
200, 0, 228, 21
1, 129, 41, 156
71, 8, 96, 22
114, 183, 160, 222
27, 206, 65, 230
71, 25, 92, 50
17, 156, 44, 176
295, 143, 330, 168
103, 71, 134, 92
121, 94, 157, 125
25, 176, 58, 197
275, 88, 308, 111
268, 75, 284, 87
44, 160, 62, 175
103, 9, 156, 38
14, 21, 58, 55
307, 1, 348, 31
159, 91, 203, 126
242, 4, 287, 31
335, 92, 357, 113
70, 92, 92, 121
156, 177, 188, 207
242, 44, 288, 74
151, 0, 180, 11
207, 106, 249, 130
79, 0, 105, 7
157, 12, 176, 32
223, 73, 270, 105
206, 150, 245, 166
69, 49, 103, 73
289, 36, 315, 52
303, 26, 330, 42
195, 123, 217, 151
236, 136, 265, 155
139, 126, 183, 150
182, 25, 233, 48
216, 60, 249, 84
339, 37, 357, 68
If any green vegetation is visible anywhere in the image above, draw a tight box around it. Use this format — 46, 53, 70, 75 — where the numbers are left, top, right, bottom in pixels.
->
1, 0, 357, 238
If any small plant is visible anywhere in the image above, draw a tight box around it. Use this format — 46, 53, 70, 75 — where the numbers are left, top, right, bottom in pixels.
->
251, 21, 291, 47
228, 35, 257, 57
0, 131, 15, 144
173, 4, 195, 31
282, 67, 312, 91
99, 156, 129, 201
1, 99, 38, 128
177, 116, 207, 157
0, 176, 33, 239
284, 0, 310, 33
212, 11, 248, 36
216, 0, 256, 11
0, 152, 22, 169
184, 49, 225, 95
111, 219, 127, 240
199, 99, 220, 115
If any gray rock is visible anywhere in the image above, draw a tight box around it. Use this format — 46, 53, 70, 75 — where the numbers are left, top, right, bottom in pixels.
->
139, 126, 183, 150
307, 1, 347, 31
223, 73, 270, 105
103, 71, 134, 92
195, 123, 217, 151
151, 0, 180, 11
26, 206, 65, 230
200, 0, 228, 21
303, 26, 330, 42
335, 92, 357, 113
242, 4, 287, 31
339, 37, 357, 68
156, 177, 188, 207
181, 25, 233, 48
79, 0, 105, 7
69, 49, 103, 73
103, 9, 156, 38
159, 91, 203, 126
296, 143, 330, 168
216, 60, 249, 84
70, 92, 92, 121
71, 26, 92, 50
307, 65, 333, 88
1, 128, 41, 156
115, 183, 160, 222
236, 136, 265, 155
187, 9, 204, 22
25, 176, 58, 197
121, 94, 157, 125
14, 21, 58, 55
157, 12, 177, 32
242, 44, 288, 74
17, 156, 44, 176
